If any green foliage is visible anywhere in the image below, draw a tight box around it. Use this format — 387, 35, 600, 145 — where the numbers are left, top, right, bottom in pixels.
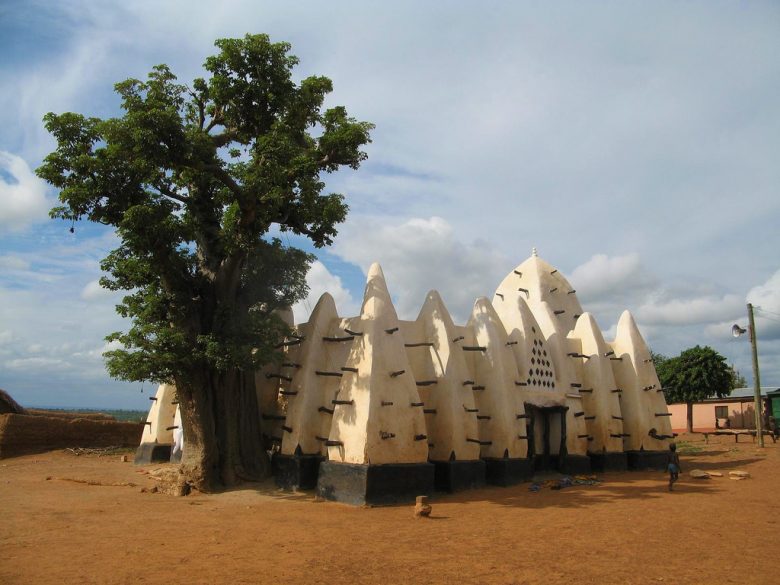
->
674, 441, 703, 455
37, 34, 373, 385
657, 345, 733, 405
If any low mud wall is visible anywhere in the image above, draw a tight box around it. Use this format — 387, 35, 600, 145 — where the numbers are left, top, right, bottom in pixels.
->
25, 409, 116, 421
0, 414, 144, 458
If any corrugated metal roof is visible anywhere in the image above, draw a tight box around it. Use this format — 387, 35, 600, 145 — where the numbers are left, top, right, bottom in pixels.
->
725, 387, 779, 399
669, 387, 780, 405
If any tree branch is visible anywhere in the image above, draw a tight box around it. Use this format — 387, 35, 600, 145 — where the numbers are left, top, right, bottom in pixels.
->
197, 98, 205, 131
205, 164, 244, 199
281, 213, 318, 240
205, 105, 224, 133
155, 183, 189, 204
187, 88, 206, 131
212, 131, 237, 148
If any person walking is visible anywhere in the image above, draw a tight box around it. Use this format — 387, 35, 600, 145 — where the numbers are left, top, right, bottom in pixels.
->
667, 443, 681, 491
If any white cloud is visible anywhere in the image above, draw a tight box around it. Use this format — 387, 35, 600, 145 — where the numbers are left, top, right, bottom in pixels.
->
333, 216, 509, 322
0, 151, 49, 231
570, 253, 656, 304
747, 269, 780, 341
4, 356, 69, 370
637, 293, 744, 326
81, 279, 115, 301
293, 260, 358, 323
0, 255, 30, 271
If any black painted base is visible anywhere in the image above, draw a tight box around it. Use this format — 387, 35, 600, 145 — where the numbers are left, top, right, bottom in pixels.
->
558, 454, 592, 475
273, 453, 323, 490
483, 457, 535, 486
589, 451, 628, 472
316, 461, 435, 506
431, 459, 486, 492
626, 450, 668, 471
134, 442, 172, 464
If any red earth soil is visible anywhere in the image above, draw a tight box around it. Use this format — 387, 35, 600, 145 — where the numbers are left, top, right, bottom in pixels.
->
1, 433, 778, 585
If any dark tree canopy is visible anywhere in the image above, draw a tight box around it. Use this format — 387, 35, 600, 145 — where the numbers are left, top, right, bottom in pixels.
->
657, 346, 733, 404
36, 34, 373, 490
655, 345, 733, 432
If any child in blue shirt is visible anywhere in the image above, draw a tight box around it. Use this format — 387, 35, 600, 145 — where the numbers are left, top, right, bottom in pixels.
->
667, 443, 680, 491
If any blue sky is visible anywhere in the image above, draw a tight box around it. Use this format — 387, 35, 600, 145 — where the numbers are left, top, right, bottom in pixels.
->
1, 1, 779, 409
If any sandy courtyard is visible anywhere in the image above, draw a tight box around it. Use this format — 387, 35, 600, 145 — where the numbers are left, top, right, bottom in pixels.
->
1, 434, 778, 585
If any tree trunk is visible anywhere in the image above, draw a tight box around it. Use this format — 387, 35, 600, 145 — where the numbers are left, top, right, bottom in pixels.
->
175, 366, 271, 492
686, 401, 694, 433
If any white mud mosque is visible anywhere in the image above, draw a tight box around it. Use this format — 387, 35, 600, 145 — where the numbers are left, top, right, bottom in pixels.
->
137, 250, 674, 504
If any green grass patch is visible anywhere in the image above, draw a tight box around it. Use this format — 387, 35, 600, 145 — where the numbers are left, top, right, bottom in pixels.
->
676, 441, 703, 455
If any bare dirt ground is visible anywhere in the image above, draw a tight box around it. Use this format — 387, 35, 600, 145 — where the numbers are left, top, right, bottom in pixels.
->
1, 434, 778, 585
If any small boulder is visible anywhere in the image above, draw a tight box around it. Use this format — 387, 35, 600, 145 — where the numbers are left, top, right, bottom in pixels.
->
414, 495, 432, 518
689, 469, 711, 479
729, 470, 750, 480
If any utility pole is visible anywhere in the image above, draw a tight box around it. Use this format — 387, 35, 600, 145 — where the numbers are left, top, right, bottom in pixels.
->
747, 303, 764, 447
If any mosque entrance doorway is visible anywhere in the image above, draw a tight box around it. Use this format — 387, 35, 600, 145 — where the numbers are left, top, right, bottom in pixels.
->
525, 404, 568, 472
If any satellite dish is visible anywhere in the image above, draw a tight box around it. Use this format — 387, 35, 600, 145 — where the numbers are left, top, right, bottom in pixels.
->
732, 324, 747, 338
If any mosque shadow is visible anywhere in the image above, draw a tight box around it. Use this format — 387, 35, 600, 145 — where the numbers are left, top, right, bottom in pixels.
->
432, 473, 717, 511
220, 442, 764, 509
685, 457, 763, 471
426, 447, 760, 510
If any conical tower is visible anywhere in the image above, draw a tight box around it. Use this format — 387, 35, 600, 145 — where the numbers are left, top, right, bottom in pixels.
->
316, 264, 434, 504
569, 313, 628, 470
495, 251, 583, 402
494, 249, 584, 335
466, 298, 534, 484
408, 290, 485, 491
274, 294, 345, 489
492, 288, 590, 474
134, 383, 178, 463
610, 310, 673, 469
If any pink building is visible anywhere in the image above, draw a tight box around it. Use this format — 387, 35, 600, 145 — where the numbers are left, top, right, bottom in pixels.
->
667, 387, 777, 432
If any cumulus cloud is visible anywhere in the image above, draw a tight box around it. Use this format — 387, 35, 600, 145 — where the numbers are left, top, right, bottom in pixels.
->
0, 152, 49, 231
570, 253, 657, 304
0, 230, 143, 408
293, 260, 358, 323
565, 253, 661, 333
637, 294, 744, 326
747, 269, 780, 341
0, 255, 30, 271
333, 216, 509, 322
80, 279, 115, 301
4, 356, 69, 370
